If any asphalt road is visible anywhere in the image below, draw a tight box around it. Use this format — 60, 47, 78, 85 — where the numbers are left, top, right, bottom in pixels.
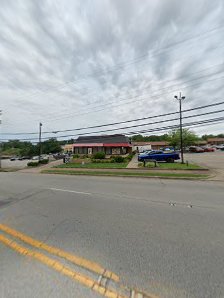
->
0, 173, 224, 298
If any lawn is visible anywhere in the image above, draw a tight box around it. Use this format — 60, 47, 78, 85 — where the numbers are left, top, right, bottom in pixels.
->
55, 162, 128, 169
139, 162, 203, 170
43, 169, 209, 179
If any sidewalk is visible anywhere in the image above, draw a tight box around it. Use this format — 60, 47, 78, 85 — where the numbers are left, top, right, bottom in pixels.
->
126, 154, 138, 168
19, 159, 63, 173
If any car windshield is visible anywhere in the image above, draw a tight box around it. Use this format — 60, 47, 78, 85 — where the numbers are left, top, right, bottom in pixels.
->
0, 1, 223, 298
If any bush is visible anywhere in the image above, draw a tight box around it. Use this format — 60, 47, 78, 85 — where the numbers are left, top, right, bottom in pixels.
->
112, 156, 125, 163
93, 152, 105, 159
73, 154, 79, 158
27, 161, 39, 167
126, 153, 135, 161
39, 159, 49, 164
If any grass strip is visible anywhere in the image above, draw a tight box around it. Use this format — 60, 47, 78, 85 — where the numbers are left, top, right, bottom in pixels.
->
55, 162, 128, 169
42, 169, 209, 179
139, 162, 204, 170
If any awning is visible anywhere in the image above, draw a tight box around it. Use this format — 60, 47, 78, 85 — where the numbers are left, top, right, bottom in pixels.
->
72, 143, 131, 147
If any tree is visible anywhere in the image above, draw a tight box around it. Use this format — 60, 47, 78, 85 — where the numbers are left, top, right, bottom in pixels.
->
41, 138, 62, 154
168, 129, 198, 148
131, 134, 169, 142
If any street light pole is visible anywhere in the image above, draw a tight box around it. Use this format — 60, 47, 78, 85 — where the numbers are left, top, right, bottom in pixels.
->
174, 93, 185, 164
39, 122, 42, 162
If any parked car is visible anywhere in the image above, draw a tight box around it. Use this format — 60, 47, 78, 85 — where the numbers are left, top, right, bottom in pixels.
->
189, 146, 204, 153
32, 156, 39, 160
138, 150, 180, 163
215, 144, 224, 150
139, 150, 152, 156
10, 156, 18, 161
202, 146, 215, 152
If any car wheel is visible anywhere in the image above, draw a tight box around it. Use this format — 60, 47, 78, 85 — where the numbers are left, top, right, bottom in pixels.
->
166, 158, 174, 163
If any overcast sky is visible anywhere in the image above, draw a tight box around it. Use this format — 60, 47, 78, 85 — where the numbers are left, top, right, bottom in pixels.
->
0, 0, 224, 141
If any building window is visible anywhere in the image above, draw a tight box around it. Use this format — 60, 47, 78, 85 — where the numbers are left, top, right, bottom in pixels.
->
112, 148, 120, 155
105, 147, 111, 155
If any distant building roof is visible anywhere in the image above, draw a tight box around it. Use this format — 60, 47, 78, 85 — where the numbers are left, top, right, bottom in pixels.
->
132, 141, 169, 146
132, 142, 152, 146
207, 138, 224, 142
75, 134, 130, 144
150, 141, 169, 146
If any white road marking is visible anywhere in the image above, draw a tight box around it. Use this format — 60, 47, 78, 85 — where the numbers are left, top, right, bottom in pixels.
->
48, 188, 92, 195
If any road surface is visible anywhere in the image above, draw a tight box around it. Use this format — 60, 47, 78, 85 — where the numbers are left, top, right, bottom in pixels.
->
0, 172, 224, 298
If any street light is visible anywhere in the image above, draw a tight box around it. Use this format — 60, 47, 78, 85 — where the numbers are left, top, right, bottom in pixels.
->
174, 93, 185, 164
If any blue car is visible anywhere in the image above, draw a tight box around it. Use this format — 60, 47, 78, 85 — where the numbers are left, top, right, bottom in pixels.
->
138, 150, 180, 163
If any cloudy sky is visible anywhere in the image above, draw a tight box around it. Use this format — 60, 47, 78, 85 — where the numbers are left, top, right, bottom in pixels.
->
0, 0, 224, 141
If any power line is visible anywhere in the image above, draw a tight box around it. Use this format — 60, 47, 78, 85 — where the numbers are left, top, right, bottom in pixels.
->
2, 108, 224, 142
3, 100, 224, 136
45, 73, 224, 122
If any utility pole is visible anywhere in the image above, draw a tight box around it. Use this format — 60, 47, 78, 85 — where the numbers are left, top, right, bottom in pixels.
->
174, 93, 185, 164
0, 110, 2, 169
39, 122, 42, 161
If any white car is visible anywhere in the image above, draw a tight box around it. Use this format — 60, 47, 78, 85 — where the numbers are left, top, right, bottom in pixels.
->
32, 156, 39, 160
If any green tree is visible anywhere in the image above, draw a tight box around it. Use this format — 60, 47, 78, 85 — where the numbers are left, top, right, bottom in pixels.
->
41, 138, 62, 154
168, 129, 198, 148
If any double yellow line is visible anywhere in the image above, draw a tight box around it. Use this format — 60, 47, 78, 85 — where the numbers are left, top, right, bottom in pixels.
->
0, 223, 158, 298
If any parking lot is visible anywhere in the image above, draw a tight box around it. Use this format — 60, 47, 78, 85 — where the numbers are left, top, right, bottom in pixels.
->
1, 159, 32, 169
185, 150, 224, 180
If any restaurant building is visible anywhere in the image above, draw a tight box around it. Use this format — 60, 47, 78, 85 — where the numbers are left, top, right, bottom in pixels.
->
72, 134, 132, 155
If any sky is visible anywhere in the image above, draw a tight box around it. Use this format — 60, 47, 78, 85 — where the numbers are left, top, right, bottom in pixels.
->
0, 0, 224, 142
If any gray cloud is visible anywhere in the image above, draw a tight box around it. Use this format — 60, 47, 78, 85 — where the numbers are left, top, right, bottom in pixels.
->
0, 0, 223, 139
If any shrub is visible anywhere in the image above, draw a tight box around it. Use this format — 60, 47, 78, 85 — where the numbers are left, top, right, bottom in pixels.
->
112, 156, 125, 163
93, 152, 105, 159
27, 161, 39, 167
39, 159, 49, 164
73, 154, 79, 158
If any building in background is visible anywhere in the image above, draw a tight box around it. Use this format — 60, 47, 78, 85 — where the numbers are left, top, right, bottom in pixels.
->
149, 141, 169, 150
71, 134, 132, 155
207, 138, 224, 145
132, 142, 152, 152
132, 141, 169, 151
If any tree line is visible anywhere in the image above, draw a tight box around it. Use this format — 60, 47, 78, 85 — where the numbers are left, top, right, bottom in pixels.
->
1, 129, 223, 157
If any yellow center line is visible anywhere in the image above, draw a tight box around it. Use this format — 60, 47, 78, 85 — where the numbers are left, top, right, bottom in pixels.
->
0, 234, 127, 298
0, 223, 118, 282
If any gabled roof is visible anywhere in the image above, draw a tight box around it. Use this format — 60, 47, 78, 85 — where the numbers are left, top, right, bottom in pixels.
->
75, 134, 130, 144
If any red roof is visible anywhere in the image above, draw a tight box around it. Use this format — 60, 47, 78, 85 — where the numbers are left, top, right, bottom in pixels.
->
72, 143, 131, 147
72, 143, 103, 147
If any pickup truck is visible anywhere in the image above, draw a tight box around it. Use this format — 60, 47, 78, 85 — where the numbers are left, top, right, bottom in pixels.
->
138, 150, 180, 163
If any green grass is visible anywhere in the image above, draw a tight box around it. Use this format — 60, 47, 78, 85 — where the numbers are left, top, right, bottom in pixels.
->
42, 169, 209, 179
55, 162, 128, 169
139, 162, 203, 170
